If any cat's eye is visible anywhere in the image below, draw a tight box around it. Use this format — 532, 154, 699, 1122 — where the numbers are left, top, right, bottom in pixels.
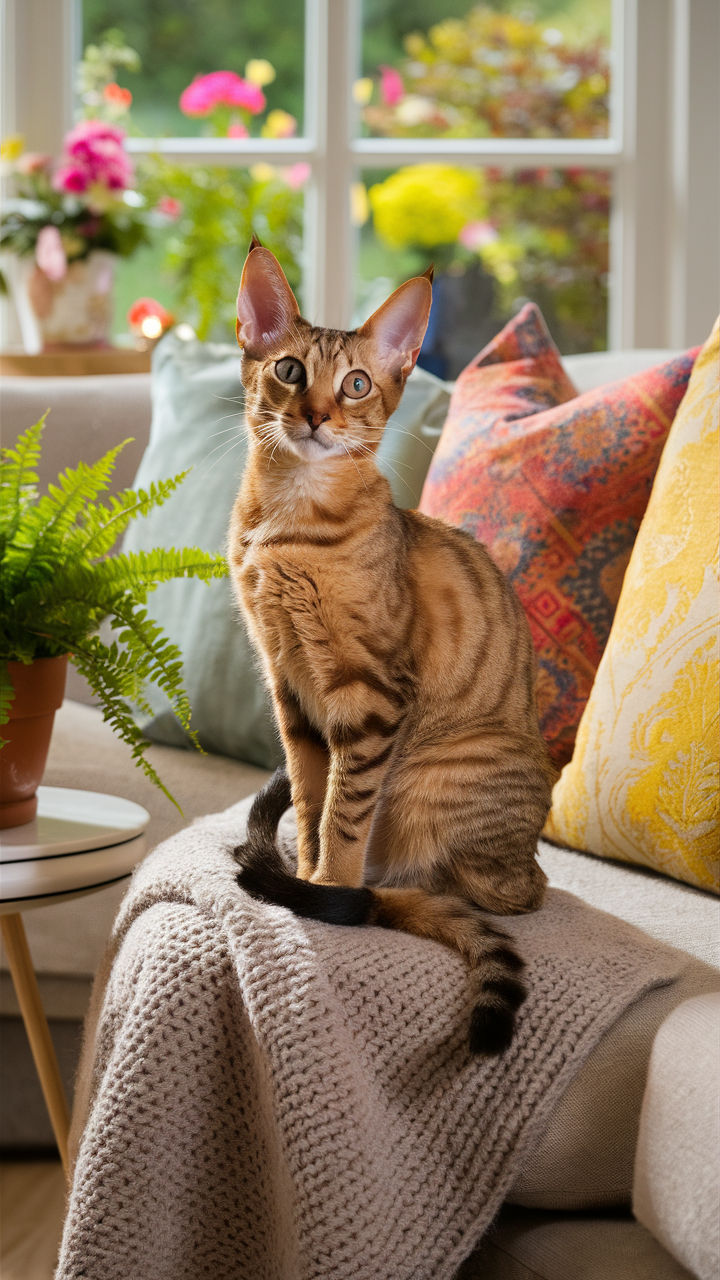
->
275, 357, 305, 386
341, 370, 372, 399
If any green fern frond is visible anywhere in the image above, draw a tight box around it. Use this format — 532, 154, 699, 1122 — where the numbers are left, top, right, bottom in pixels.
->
76, 472, 191, 560
105, 546, 228, 592
6, 439, 133, 584
108, 597, 199, 746
70, 637, 184, 812
0, 414, 47, 553
5, 550, 226, 660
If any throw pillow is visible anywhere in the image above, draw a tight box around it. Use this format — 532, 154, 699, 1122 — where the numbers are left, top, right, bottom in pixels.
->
544, 317, 719, 893
419, 303, 697, 767
122, 329, 451, 768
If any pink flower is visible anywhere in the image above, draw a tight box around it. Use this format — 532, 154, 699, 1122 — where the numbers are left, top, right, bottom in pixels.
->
53, 120, 133, 194
459, 220, 499, 251
53, 164, 89, 193
227, 122, 249, 139
228, 78, 265, 114
380, 65, 404, 107
35, 225, 67, 281
180, 71, 265, 117
156, 196, 183, 219
283, 162, 311, 191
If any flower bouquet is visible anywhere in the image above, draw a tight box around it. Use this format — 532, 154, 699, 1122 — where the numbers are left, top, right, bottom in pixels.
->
0, 121, 150, 352
0, 31, 153, 352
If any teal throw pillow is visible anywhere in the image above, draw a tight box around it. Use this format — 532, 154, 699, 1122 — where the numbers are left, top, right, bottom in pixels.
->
123, 329, 451, 767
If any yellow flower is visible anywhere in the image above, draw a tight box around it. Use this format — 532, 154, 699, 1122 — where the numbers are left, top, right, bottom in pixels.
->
353, 77, 373, 106
250, 163, 277, 185
261, 109, 297, 139
369, 165, 485, 250
1, 134, 24, 161
245, 59, 276, 87
428, 19, 470, 60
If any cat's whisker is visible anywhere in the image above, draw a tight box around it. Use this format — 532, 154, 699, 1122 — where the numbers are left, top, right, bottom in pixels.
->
341, 440, 368, 491
199, 434, 246, 476
210, 393, 245, 407
206, 424, 243, 443
347, 438, 410, 492
268, 435, 285, 468
202, 430, 247, 463
384, 424, 437, 456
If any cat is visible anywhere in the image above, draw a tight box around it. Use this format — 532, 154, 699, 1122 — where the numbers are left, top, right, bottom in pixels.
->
229, 237, 555, 1054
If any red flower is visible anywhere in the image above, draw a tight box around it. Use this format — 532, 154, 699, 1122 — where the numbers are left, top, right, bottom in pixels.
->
103, 83, 133, 110
127, 297, 174, 335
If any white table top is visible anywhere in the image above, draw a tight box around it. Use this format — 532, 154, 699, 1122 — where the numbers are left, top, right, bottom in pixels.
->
0, 786, 150, 912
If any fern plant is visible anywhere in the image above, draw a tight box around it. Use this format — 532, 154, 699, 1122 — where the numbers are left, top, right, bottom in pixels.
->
0, 414, 228, 808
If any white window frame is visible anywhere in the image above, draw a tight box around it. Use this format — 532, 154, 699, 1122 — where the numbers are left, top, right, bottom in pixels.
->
3, 0, 718, 350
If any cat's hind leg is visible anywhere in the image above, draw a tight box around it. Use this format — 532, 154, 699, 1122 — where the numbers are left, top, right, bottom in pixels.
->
375, 729, 551, 914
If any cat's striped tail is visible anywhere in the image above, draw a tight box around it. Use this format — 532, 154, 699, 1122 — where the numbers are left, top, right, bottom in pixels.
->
234, 767, 527, 1055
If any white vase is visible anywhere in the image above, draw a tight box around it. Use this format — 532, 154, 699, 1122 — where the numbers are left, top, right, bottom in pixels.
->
2, 250, 116, 353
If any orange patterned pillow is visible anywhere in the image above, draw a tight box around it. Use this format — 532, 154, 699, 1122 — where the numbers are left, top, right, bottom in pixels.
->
419, 304, 697, 766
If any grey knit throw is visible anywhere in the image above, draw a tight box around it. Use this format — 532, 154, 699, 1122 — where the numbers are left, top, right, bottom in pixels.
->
57, 797, 683, 1280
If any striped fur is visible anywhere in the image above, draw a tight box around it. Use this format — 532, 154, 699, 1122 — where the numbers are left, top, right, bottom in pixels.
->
229, 243, 556, 1053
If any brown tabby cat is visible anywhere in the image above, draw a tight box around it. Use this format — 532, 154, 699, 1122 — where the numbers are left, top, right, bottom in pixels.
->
230, 238, 555, 1053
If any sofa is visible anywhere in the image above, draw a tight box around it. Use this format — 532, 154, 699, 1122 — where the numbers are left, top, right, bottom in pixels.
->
1, 332, 718, 1280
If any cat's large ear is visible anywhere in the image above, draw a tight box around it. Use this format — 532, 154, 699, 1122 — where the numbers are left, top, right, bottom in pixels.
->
236, 244, 300, 357
359, 269, 433, 380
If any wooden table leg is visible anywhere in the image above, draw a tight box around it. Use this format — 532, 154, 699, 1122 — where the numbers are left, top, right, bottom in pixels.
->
1, 914, 70, 1177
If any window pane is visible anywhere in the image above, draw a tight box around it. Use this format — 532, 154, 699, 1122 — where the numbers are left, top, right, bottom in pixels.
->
112, 163, 306, 342
82, 2, 305, 137
360, 2, 611, 140
355, 164, 611, 368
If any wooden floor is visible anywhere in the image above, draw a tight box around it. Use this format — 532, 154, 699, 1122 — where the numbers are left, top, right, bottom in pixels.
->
0, 1161, 66, 1280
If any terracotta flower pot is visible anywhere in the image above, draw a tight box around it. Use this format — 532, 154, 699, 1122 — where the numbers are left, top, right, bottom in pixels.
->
0, 655, 68, 829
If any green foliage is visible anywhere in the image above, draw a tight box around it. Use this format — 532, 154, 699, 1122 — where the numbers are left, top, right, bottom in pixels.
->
0, 416, 228, 808
140, 159, 302, 340
76, 28, 141, 118
363, 3, 611, 352
82, 0, 306, 135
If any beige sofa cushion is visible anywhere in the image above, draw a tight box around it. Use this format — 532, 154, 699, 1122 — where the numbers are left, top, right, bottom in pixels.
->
511, 963, 720, 1209
461, 1207, 695, 1279
634, 992, 720, 1280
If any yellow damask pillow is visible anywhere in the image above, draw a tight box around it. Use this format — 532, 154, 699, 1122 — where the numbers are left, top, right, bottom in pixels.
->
545, 318, 719, 892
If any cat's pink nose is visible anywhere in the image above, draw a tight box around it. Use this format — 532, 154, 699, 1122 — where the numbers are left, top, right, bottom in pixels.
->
306, 410, 330, 430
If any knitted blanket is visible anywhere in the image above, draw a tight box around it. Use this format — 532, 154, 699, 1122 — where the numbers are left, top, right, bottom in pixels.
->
57, 798, 684, 1280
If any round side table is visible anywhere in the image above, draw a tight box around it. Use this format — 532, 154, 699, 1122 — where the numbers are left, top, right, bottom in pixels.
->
0, 786, 149, 1175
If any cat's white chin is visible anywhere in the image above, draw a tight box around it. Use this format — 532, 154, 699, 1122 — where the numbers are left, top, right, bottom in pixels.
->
287, 432, 344, 461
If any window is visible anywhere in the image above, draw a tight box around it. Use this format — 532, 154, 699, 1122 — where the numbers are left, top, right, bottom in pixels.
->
2, 0, 718, 356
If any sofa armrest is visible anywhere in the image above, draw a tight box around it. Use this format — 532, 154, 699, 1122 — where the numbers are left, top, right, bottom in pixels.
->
0, 373, 152, 491
633, 993, 720, 1280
